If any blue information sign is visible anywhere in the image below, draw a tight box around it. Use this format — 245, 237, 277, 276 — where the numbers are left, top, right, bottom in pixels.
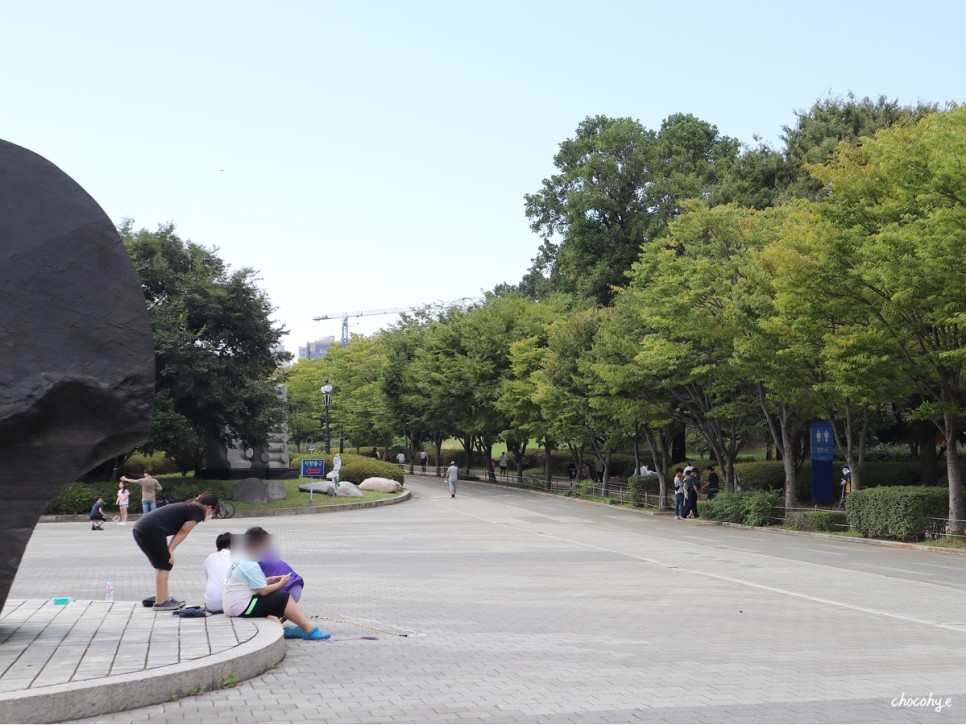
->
300, 459, 326, 477
810, 421, 835, 505
810, 422, 834, 461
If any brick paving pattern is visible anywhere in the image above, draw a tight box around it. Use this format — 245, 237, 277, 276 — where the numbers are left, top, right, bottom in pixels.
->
6, 476, 965, 723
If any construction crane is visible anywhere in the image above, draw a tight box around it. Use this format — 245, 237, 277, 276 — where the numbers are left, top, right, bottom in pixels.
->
313, 298, 481, 348
312, 306, 416, 348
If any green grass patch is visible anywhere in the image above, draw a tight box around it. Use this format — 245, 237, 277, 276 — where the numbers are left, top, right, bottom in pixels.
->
229, 477, 399, 511
923, 536, 966, 549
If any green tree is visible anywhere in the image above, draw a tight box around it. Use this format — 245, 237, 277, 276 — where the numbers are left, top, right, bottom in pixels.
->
780, 93, 937, 199
122, 222, 287, 465
523, 114, 739, 305
805, 107, 966, 533
622, 203, 760, 492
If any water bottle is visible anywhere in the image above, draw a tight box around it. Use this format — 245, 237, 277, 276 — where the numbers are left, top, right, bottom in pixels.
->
105, 577, 114, 602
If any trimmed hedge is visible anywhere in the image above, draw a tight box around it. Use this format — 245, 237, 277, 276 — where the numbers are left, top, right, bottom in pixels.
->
627, 474, 661, 506
784, 510, 849, 532
292, 453, 404, 484
704, 491, 783, 526
846, 486, 948, 542
46, 479, 233, 516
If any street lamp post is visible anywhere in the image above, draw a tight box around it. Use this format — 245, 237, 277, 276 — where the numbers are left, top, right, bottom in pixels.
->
321, 380, 333, 455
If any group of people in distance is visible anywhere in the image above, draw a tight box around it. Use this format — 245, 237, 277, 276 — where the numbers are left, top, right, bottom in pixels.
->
121, 477, 327, 641
673, 462, 721, 519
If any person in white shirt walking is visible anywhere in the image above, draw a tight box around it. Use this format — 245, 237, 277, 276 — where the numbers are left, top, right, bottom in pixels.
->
498, 452, 509, 479
446, 461, 459, 498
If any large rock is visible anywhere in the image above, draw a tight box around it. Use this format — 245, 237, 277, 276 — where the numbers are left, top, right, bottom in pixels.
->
0, 139, 155, 611
232, 478, 287, 504
334, 481, 364, 498
266, 481, 287, 501
360, 477, 403, 493
298, 481, 336, 495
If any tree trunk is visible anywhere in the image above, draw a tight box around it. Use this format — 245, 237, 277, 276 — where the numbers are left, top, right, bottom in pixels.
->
671, 426, 686, 464
917, 422, 938, 485
485, 442, 496, 482
632, 423, 641, 473
943, 413, 964, 536
460, 435, 473, 476
434, 433, 444, 477
544, 440, 554, 489
601, 448, 612, 495
642, 425, 670, 511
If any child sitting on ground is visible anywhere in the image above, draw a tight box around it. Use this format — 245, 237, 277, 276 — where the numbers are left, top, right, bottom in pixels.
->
222, 531, 330, 640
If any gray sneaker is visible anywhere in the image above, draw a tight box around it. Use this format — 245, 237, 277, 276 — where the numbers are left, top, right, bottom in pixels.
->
153, 599, 184, 611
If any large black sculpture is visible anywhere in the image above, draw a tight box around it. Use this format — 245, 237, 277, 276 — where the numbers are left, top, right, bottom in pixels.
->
0, 139, 154, 611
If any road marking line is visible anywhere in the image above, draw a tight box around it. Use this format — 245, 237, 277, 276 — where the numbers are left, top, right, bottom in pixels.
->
444, 502, 966, 634
786, 547, 847, 556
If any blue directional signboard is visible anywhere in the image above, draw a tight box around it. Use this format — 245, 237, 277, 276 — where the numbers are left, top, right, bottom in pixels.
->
301, 459, 326, 477
810, 422, 834, 461
810, 421, 835, 504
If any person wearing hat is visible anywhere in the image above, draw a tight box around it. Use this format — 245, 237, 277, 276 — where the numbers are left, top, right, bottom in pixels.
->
446, 461, 459, 498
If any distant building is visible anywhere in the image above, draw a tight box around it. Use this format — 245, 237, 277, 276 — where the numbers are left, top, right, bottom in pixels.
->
298, 336, 337, 360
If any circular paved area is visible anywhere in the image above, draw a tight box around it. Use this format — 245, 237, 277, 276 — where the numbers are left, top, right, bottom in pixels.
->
10, 476, 966, 723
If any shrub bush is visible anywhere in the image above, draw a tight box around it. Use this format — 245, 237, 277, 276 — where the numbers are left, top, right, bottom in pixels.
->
813, 510, 849, 532
733, 462, 786, 491
120, 452, 179, 477
704, 491, 746, 523
294, 453, 404, 484
846, 486, 947, 541
783, 510, 849, 532
46, 478, 233, 515
627, 474, 660, 506
704, 490, 782, 526
864, 443, 915, 462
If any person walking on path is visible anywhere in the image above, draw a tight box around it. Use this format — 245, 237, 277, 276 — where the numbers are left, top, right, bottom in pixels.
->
446, 461, 459, 498
567, 461, 577, 484
705, 466, 720, 501
121, 470, 163, 514
115, 482, 130, 525
419, 450, 429, 474
133, 492, 219, 611
89, 496, 107, 531
673, 468, 685, 519
594, 458, 604, 484
498, 452, 509, 479
683, 469, 700, 519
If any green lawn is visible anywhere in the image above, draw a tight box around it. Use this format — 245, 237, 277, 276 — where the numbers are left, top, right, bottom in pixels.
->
230, 477, 400, 511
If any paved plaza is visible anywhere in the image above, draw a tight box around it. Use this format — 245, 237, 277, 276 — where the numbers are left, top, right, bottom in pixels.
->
6, 476, 966, 723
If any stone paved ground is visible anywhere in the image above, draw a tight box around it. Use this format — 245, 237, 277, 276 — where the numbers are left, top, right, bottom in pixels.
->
0, 599, 257, 692
9, 476, 966, 723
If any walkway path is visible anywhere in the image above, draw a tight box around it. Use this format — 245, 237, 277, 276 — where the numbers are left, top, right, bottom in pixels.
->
8, 476, 966, 723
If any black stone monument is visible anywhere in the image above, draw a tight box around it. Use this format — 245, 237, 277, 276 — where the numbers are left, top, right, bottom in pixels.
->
0, 139, 155, 611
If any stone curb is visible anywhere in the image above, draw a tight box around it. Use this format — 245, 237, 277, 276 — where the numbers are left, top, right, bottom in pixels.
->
0, 614, 284, 724
39, 489, 411, 523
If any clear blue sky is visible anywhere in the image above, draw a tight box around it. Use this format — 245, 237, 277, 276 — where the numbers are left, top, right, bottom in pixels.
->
2, 0, 963, 352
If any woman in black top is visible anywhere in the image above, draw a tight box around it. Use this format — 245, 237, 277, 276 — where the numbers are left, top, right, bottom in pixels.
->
133, 492, 219, 611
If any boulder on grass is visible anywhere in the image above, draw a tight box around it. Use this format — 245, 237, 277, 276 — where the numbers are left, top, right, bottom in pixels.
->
360, 477, 403, 493
298, 481, 336, 496
334, 481, 364, 498
266, 481, 287, 501
233, 478, 271, 504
